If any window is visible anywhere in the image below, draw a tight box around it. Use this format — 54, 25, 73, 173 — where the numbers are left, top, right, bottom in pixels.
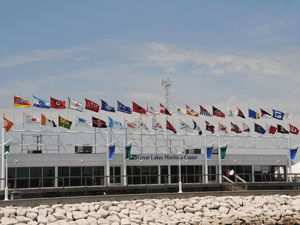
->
160, 166, 168, 184
110, 167, 121, 184
70, 167, 82, 186
17, 167, 29, 188
43, 167, 55, 187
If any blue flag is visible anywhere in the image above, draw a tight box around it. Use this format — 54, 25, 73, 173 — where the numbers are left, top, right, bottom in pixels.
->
109, 144, 115, 160
101, 99, 115, 112
117, 101, 132, 114
207, 146, 213, 159
290, 148, 298, 160
272, 109, 284, 120
108, 116, 124, 129
32, 95, 50, 109
249, 109, 260, 119
254, 123, 266, 134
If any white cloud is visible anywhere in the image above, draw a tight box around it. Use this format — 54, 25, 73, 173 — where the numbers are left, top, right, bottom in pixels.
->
0, 47, 91, 68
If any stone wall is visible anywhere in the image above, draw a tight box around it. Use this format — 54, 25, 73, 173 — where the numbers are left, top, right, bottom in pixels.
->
0, 194, 300, 225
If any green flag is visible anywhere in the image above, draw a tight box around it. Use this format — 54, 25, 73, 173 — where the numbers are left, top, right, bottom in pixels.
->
220, 145, 227, 159
59, 116, 72, 129
125, 144, 132, 160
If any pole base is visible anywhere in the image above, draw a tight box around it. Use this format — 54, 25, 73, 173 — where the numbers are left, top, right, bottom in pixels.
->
4, 187, 9, 201
178, 181, 183, 193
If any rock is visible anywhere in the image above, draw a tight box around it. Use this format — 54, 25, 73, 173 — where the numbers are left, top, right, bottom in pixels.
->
72, 211, 87, 220
16, 216, 32, 223
52, 212, 66, 220
16, 208, 27, 216
75, 218, 89, 225
26, 212, 38, 220
87, 216, 98, 225
121, 218, 131, 225
97, 209, 110, 218
1, 217, 18, 225
37, 215, 48, 223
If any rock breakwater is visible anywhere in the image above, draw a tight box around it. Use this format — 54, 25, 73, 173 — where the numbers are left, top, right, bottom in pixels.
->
0, 194, 300, 224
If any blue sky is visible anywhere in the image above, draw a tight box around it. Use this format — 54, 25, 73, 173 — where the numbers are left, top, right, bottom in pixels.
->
1, 1, 300, 155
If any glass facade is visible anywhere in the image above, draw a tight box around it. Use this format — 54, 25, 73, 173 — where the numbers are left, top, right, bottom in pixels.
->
127, 166, 159, 185
171, 165, 203, 184
8, 167, 55, 189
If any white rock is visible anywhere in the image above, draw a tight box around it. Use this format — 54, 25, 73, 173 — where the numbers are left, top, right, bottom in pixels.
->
87, 216, 98, 225
97, 209, 110, 218
72, 211, 87, 220
37, 215, 49, 224
120, 218, 131, 225
26, 212, 38, 220
1, 217, 18, 225
52, 212, 66, 220
16, 208, 27, 216
75, 218, 89, 225
47, 214, 57, 223
55, 207, 67, 215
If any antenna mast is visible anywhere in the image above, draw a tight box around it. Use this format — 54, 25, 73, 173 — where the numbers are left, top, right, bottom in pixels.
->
161, 78, 172, 109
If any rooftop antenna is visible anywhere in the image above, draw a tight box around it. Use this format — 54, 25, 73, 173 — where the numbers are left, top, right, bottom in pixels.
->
161, 78, 172, 109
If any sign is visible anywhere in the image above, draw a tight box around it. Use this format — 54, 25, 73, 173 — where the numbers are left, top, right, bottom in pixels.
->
129, 154, 198, 161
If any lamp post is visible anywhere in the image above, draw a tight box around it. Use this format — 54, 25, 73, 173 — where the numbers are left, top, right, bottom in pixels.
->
177, 151, 183, 193
1, 139, 11, 201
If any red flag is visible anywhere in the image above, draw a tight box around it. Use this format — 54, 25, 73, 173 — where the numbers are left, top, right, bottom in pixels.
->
206, 121, 215, 134
231, 122, 242, 133
166, 120, 177, 134
212, 106, 225, 118
242, 123, 250, 132
160, 103, 172, 116
85, 98, 100, 112
290, 124, 299, 135
132, 102, 146, 114
50, 97, 66, 109
237, 108, 245, 119
3, 116, 14, 132
269, 125, 277, 134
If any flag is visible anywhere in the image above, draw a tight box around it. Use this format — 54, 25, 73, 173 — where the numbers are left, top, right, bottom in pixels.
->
207, 146, 213, 159
290, 147, 298, 160
277, 124, 289, 134
109, 144, 115, 160
192, 120, 202, 135
117, 101, 132, 114
125, 120, 137, 129
260, 108, 271, 119
14, 95, 31, 107
285, 112, 292, 119
75, 116, 91, 127
186, 105, 199, 117
226, 107, 236, 117
212, 106, 225, 118
179, 120, 193, 132
160, 103, 172, 116
249, 109, 260, 119
32, 95, 50, 109
242, 123, 250, 132
132, 102, 146, 114
220, 145, 228, 159
59, 116, 72, 129
152, 118, 164, 132
68, 98, 83, 112
237, 108, 245, 119
23, 113, 39, 124
41, 114, 56, 127
50, 97, 66, 109
254, 123, 265, 134
101, 99, 115, 112
166, 120, 177, 134
268, 125, 277, 134
176, 105, 186, 115
125, 144, 132, 160
147, 104, 160, 115
85, 98, 100, 112
108, 117, 123, 129
273, 109, 284, 120
289, 124, 299, 135
199, 105, 212, 116
3, 116, 14, 132
231, 122, 242, 133
218, 122, 228, 134
205, 121, 215, 134
92, 117, 107, 128
138, 120, 149, 130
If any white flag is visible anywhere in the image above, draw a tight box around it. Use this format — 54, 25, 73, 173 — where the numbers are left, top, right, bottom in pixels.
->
75, 116, 91, 127
24, 113, 39, 123
68, 97, 83, 112
152, 118, 164, 132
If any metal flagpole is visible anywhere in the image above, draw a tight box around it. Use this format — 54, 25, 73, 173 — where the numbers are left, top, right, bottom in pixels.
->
204, 134, 208, 184
106, 128, 110, 186
218, 134, 222, 183
287, 136, 291, 182
1, 127, 5, 190
123, 120, 127, 186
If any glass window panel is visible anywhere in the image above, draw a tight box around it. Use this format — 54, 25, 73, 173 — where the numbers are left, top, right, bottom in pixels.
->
43, 167, 55, 177
70, 167, 81, 177
17, 167, 29, 178
114, 167, 120, 175
142, 166, 149, 175
8, 168, 15, 178
82, 167, 93, 176
94, 166, 104, 176
30, 167, 42, 178
150, 166, 158, 175
58, 167, 69, 177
